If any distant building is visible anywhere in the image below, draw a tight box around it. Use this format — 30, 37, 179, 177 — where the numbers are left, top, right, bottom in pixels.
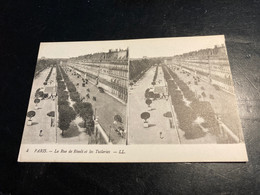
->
167, 45, 234, 94
67, 49, 129, 103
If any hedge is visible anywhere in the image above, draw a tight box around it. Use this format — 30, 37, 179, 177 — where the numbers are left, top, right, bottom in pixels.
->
153, 65, 159, 82
45, 66, 53, 83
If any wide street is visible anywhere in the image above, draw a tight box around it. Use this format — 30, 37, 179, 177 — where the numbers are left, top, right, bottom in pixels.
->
128, 66, 180, 144
63, 66, 126, 144
21, 67, 56, 144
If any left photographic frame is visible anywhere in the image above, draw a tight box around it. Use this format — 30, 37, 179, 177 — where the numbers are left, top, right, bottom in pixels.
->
19, 41, 129, 147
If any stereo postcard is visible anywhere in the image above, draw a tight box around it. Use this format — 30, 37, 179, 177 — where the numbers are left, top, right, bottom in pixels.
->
18, 35, 248, 162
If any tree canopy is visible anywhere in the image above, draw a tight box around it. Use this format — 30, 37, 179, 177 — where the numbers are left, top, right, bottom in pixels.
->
73, 102, 94, 135
145, 99, 152, 106
27, 111, 36, 119
59, 105, 76, 131
47, 111, 55, 118
141, 112, 150, 122
114, 114, 123, 123
34, 99, 40, 104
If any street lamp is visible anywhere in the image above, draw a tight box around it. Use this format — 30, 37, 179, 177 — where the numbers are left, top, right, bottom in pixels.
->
93, 115, 99, 144
109, 125, 112, 143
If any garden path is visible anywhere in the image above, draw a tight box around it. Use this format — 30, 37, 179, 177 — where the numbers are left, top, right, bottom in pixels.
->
128, 66, 180, 144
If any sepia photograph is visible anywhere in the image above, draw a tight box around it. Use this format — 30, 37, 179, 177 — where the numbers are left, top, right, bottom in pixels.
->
128, 35, 245, 144
20, 41, 129, 145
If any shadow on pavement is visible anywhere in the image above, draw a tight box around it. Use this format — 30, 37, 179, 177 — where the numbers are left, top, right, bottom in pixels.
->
163, 112, 172, 118
62, 122, 81, 138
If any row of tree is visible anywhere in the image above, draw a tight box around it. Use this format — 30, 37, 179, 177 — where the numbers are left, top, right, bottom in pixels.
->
56, 65, 76, 135
163, 65, 219, 139
58, 65, 94, 135
167, 67, 218, 133
129, 58, 162, 82
60, 66, 80, 102
43, 66, 54, 85
34, 59, 57, 78
152, 64, 159, 84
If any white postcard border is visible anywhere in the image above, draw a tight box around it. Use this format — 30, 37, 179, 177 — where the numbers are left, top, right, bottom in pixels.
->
18, 143, 248, 162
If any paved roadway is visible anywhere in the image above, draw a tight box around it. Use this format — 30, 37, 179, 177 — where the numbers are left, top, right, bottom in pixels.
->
128, 66, 180, 144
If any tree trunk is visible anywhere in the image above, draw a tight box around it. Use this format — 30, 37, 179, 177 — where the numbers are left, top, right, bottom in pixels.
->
84, 119, 88, 135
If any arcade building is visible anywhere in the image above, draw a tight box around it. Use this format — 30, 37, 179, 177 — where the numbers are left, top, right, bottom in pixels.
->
67, 49, 129, 104
165, 45, 234, 94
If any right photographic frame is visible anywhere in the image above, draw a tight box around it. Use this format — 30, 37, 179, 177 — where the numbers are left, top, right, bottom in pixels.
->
128, 35, 245, 145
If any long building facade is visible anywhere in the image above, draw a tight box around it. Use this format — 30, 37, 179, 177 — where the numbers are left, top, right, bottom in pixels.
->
165, 45, 234, 94
67, 49, 128, 104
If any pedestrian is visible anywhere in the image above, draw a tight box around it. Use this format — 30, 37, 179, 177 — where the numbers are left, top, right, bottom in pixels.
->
216, 116, 222, 136
162, 93, 166, 99
160, 132, 164, 139
52, 118, 55, 127
39, 130, 43, 137
81, 97, 85, 102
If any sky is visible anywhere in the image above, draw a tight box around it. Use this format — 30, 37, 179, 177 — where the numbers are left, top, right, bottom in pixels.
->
128, 35, 226, 58
38, 40, 129, 59
37, 35, 226, 59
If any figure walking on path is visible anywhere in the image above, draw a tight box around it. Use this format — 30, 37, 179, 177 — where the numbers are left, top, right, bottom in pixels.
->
39, 130, 43, 137
160, 132, 164, 139
162, 93, 166, 99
